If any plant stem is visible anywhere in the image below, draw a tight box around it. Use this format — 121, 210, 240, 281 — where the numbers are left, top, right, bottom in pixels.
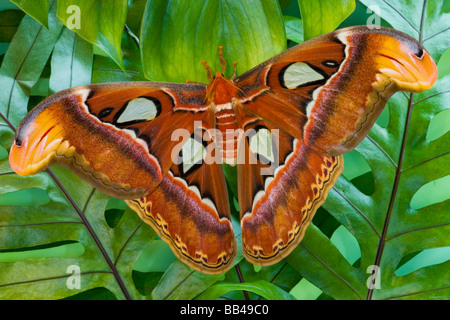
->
234, 265, 250, 300
366, 0, 428, 300
46, 169, 132, 300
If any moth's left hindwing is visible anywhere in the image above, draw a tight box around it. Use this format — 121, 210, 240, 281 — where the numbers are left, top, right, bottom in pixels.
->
127, 138, 236, 274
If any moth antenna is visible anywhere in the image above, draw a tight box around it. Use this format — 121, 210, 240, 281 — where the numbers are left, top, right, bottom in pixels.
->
202, 60, 213, 82
230, 61, 237, 80
218, 46, 226, 75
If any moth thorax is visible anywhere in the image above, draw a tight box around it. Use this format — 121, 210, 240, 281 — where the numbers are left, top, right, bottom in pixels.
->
205, 72, 239, 104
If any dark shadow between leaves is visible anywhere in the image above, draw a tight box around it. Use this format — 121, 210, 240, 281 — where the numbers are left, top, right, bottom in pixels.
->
62, 287, 117, 300
0, 240, 84, 262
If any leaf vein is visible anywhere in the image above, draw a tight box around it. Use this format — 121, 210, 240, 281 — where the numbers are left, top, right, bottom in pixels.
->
413, 90, 450, 106
0, 221, 83, 229
332, 186, 380, 237
0, 271, 112, 289
423, 27, 450, 43
300, 242, 362, 300
386, 221, 450, 241
113, 221, 144, 266
381, 0, 419, 33
384, 285, 450, 300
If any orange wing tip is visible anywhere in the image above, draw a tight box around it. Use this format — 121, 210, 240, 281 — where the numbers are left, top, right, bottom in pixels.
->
378, 44, 438, 93
399, 50, 437, 91
9, 129, 64, 176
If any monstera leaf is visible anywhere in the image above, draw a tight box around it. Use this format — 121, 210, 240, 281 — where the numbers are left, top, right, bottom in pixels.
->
0, 0, 287, 300
0, 0, 448, 301
285, 0, 450, 300
0, 1, 157, 300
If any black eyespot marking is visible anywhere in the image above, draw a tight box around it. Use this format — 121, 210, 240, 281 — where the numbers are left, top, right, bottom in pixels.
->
146, 96, 162, 117
416, 47, 425, 59
331, 37, 343, 45
98, 108, 114, 119
138, 133, 151, 147
322, 60, 339, 68
278, 63, 290, 88
84, 90, 96, 110
87, 90, 96, 101
14, 137, 22, 147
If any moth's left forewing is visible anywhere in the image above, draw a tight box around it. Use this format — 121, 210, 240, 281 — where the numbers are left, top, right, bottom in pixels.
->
9, 82, 208, 199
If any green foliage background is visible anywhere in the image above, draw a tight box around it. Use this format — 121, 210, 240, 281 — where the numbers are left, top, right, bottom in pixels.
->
0, 0, 449, 300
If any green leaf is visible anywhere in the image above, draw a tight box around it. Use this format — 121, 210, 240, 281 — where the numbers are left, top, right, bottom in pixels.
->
195, 279, 296, 300
360, 0, 450, 61
0, 0, 62, 128
125, 0, 147, 37
298, 0, 355, 40
133, 240, 175, 273
283, 15, 303, 44
289, 278, 322, 300
10, 0, 49, 28
0, 9, 24, 43
91, 30, 145, 83
56, 0, 128, 72
151, 260, 224, 300
220, 260, 301, 300
395, 246, 450, 276
140, 0, 286, 83
49, 28, 93, 93
0, 3, 155, 300
287, 225, 366, 300
279, 0, 294, 11
437, 48, 450, 77
1, 0, 448, 301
